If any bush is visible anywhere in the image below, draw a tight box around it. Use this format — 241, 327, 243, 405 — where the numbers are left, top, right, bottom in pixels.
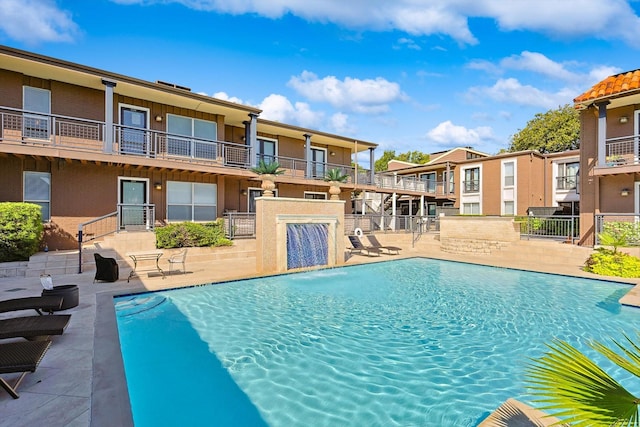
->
155, 220, 232, 249
603, 221, 640, 246
0, 202, 44, 262
584, 248, 640, 278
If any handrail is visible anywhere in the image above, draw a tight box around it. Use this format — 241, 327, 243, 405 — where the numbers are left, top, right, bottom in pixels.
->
77, 211, 118, 273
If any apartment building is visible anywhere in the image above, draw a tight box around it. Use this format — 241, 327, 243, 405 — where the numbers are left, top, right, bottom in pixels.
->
574, 69, 640, 245
0, 46, 383, 250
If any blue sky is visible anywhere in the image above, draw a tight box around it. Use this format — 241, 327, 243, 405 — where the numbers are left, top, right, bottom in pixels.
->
2, 0, 640, 165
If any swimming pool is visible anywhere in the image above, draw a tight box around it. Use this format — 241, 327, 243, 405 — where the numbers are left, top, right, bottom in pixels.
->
115, 258, 640, 426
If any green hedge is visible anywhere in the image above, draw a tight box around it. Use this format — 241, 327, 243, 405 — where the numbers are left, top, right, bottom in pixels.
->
0, 202, 44, 262
584, 248, 640, 278
155, 220, 232, 249
603, 221, 640, 246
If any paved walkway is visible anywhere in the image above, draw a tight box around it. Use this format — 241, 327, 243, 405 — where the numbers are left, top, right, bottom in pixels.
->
0, 237, 638, 427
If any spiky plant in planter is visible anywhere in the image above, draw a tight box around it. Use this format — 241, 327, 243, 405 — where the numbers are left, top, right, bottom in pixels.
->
251, 160, 284, 197
324, 168, 349, 200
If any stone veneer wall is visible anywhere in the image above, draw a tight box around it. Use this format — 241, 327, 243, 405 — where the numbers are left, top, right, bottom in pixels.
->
255, 197, 345, 273
439, 216, 520, 255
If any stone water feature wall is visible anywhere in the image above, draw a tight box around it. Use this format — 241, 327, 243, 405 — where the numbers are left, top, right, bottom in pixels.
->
255, 197, 345, 273
439, 216, 520, 255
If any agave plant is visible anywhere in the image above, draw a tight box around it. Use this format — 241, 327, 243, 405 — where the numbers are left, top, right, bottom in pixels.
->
598, 230, 629, 254
251, 159, 284, 175
526, 334, 640, 426
324, 168, 349, 183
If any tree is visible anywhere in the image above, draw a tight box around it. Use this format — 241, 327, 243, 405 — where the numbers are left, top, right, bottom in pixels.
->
509, 104, 579, 153
374, 150, 430, 172
526, 334, 640, 425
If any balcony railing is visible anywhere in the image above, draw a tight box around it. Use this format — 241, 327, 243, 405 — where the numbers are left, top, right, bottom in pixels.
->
556, 175, 577, 190
604, 135, 639, 167
462, 180, 480, 193
1, 106, 457, 196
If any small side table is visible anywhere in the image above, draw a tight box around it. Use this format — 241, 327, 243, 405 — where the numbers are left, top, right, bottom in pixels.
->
42, 284, 79, 310
126, 251, 165, 282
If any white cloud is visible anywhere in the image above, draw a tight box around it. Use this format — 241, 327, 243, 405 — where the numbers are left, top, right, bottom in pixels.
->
0, 0, 79, 44
467, 78, 575, 109
426, 120, 494, 147
328, 112, 356, 135
288, 71, 407, 114
258, 94, 324, 129
500, 51, 577, 82
110, 0, 640, 46
211, 91, 247, 105
394, 37, 421, 50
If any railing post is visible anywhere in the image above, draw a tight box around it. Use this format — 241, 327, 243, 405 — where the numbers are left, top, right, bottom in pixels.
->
77, 228, 83, 274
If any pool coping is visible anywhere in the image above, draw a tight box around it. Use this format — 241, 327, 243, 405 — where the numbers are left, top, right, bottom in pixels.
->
89, 256, 640, 426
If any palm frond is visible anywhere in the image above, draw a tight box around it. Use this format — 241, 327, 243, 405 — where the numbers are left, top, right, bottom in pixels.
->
526, 339, 640, 426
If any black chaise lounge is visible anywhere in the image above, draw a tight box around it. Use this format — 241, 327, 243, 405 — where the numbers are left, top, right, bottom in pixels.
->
366, 235, 402, 255
0, 315, 71, 340
348, 235, 382, 257
0, 340, 52, 398
94, 253, 119, 283
0, 296, 63, 315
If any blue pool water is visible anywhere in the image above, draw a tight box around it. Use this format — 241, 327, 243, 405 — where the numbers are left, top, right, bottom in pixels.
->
115, 258, 640, 426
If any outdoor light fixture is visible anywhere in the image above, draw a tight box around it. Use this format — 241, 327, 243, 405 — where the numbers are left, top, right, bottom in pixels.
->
330, 151, 336, 156
154, 182, 162, 190
241, 189, 247, 196
155, 115, 163, 122
621, 188, 630, 197
619, 116, 629, 124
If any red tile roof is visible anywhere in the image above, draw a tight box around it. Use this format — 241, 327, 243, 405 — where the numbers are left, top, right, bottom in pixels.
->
574, 70, 640, 104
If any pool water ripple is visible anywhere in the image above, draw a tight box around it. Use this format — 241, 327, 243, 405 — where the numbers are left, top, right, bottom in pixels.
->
116, 258, 640, 426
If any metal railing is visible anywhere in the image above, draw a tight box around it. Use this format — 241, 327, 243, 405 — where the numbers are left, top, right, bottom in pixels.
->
77, 211, 119, 273
604, 135, 639, 167
117, 204, 156, 231
595, 213, 640, 246
556, 175, 578, 190
374, 173, 454, 196
520, 215, 579, 242
344, 214, 438, 235
223, 212, 256, 238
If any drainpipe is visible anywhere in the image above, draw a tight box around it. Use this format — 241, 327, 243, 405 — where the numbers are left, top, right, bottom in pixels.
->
304, 133, 312, 178
101, 78, 117, 153
596, 101, 609, 167
248, 112, 258, 168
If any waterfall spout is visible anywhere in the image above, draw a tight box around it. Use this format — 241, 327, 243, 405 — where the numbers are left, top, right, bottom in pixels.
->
286, 223, 329, 269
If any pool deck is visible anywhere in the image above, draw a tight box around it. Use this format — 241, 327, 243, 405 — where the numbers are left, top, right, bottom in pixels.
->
1, 236, 639, 427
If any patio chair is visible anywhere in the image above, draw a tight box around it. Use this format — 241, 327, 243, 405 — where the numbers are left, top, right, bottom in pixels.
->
0, 296, 63, 315
94, 253, 119, 283
348, 235, 382, 257
366, 235, 402, 255
0, 340, 52, 398
167, 248, 188, 275
0, 314, 71, 340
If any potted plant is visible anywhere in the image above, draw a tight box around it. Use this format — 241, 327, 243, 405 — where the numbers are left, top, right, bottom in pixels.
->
324, 168, 349, 200
251, 159, 284, 197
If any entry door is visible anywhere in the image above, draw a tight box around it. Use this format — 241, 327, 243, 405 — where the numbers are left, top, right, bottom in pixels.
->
311, 148, 326, 178
120, 179, 148, 228
248, 188, 277, 213
120, 106, 149, 155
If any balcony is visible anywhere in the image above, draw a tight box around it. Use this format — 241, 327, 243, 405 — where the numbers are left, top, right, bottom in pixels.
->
0, 107, 453, 196
601, 135, 640, 169
556, 175, 577, 191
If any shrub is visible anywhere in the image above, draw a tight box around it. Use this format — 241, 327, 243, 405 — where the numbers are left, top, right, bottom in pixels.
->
603, 221, 640, 246
584, 248, 640, 278
155, 219, 232, 249
0, 202, 44, 262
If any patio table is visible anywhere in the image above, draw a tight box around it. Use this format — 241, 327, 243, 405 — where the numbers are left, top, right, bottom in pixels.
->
126, 250, 165, 282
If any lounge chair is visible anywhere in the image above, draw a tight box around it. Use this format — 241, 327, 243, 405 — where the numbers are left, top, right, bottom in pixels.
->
366, 235, 402, 255
0, 296, 63, 315
167, 248, 188, 275
348, 235, 382, 257
0, 315, 71, 340
0, 340, 52, 398
94, 253, 119, 283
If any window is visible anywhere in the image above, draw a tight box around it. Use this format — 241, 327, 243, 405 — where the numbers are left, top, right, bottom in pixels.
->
557, 162, 579, 190
166, 115, 217, 159
23, 86, 51, 139
503, 201, 514, 216
419, 172, 436, 193
462, 202, 480, 214
311, 147, 327, 178
24, 172, 50, 221
167, 181, 217, 222
257, 138, 277, 163
304, 192, 327, 200
503, 162, 514, 187
463, 167, 480, 193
